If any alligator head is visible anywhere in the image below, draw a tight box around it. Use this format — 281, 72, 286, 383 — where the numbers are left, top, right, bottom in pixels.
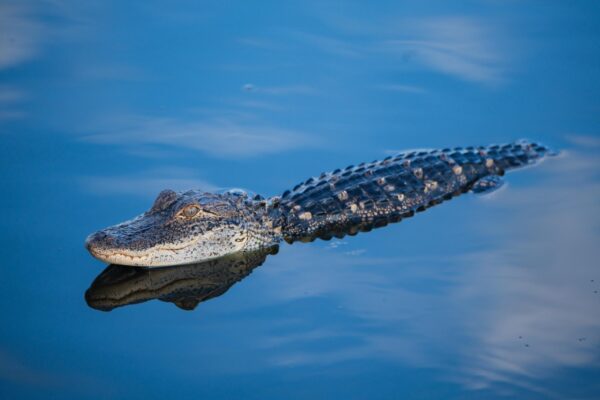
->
85, 189, 272, 267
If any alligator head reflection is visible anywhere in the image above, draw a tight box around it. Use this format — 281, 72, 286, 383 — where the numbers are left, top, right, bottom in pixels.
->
85, 247, 279, 311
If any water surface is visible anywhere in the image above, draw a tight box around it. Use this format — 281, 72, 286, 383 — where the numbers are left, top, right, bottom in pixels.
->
1, 1, 599, 399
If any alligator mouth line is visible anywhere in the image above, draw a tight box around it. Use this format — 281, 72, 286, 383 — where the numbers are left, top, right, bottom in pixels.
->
89, 248, 148, 262
89, 240, 199, 262
88, 233, 221, 264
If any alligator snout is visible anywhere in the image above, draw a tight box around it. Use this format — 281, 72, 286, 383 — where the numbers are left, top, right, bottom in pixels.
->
85, 212, 180, 266
85, 230, 115, 253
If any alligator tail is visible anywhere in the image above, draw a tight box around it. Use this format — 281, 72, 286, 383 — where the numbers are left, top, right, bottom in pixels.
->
277, 140, 553, 243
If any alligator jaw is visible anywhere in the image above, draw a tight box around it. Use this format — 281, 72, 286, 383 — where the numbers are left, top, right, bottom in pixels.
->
85, 229, 209, 267
85, 219, 252, 267
85, 245, 159, 267
86, 244, 249, 267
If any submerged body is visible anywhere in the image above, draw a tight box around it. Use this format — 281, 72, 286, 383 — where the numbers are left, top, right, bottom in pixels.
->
85, 140, 554, 267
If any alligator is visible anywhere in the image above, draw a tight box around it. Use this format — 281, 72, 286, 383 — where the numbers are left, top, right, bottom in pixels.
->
85, 247, 277, 311
85, 140, 554, 267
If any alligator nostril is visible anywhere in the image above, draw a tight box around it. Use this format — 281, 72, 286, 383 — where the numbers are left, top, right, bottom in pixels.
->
85, 230, 113, 251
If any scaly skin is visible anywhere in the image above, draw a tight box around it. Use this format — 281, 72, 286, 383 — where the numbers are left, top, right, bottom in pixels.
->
277, 141, 551, 242
85, 140, 553, 267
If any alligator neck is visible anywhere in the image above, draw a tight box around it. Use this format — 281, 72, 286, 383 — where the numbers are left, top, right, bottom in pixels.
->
241, 197, 287, 251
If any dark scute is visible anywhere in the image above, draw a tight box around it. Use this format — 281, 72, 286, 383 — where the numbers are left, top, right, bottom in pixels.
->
319, 233, 333, 241
151, 189, 178, 212
373, 217, 388, 228
360, 224, 373, 232
389, 214, 402, 223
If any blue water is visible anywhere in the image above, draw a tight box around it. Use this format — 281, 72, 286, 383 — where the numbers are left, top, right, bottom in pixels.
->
1, 1, 599, 399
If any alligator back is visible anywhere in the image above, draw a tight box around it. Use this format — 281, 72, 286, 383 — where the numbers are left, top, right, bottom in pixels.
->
279, 141, 552, 243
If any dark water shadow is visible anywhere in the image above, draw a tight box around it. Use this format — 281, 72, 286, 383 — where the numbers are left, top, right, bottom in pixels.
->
85, 246, 279, 311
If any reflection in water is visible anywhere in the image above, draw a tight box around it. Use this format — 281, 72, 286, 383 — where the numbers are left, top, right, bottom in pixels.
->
85, 247, 279, 311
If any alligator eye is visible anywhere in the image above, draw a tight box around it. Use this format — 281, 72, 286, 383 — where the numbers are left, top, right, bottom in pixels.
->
180, 205, 201, 218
